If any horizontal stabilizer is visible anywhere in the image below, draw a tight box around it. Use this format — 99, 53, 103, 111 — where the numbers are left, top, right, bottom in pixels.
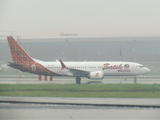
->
7, 62, 25, 67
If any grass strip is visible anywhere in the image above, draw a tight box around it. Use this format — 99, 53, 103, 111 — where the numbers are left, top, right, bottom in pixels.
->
0, 84, 160, 98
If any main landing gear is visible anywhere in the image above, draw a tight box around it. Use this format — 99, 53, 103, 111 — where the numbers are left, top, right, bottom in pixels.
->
76, 77, 81, 84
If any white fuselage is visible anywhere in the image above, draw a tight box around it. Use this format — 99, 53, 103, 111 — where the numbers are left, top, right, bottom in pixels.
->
39, 61, 150, 77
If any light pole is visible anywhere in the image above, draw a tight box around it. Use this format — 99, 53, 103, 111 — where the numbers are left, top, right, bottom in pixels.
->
120, 46, 122, 61
133, 40, 136, 62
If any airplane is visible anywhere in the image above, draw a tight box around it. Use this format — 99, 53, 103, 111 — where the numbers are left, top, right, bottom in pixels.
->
7, 36, 150, 84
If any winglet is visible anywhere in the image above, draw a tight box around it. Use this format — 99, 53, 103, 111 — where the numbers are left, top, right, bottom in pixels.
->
59, 59, 66, 70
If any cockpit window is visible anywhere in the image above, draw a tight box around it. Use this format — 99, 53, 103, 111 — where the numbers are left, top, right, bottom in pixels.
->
139, 66, 144, 68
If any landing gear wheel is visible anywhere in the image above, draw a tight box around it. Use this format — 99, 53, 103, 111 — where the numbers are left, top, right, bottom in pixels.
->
134, 77, 137, 84
76, 77, 81, 84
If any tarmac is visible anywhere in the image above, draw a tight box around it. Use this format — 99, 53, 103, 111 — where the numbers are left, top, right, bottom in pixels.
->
0, 97, 160, 108
1, 75, 160, 84
1, 97, 160, 119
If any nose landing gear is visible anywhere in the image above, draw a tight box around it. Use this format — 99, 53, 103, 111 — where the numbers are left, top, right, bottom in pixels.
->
76, 77, 81, 84
134, 77, 137, 84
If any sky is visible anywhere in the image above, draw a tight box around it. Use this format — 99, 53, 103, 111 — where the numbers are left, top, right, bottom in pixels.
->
0, 0, 160, 37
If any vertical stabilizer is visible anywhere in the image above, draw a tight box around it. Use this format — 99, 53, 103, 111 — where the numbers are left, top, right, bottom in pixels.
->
7, 36, 34, 65
7, 36, 59, 76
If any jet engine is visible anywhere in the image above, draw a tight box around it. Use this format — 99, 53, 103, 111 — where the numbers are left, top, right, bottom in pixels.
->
88, 71, 104, 79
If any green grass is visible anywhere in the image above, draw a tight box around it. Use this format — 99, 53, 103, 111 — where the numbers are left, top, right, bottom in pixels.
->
0, 84, 160, 98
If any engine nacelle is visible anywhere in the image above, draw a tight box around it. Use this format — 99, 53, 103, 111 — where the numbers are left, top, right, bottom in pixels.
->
88, 71, 104, 80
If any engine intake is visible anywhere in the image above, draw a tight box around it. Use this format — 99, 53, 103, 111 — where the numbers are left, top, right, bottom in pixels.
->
88, 71, 104, 80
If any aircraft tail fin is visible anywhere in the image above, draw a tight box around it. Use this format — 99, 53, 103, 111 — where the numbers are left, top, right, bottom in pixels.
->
7, 36, 35, 65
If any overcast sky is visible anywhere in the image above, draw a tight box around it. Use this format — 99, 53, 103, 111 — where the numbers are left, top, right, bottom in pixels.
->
0, 0, 160, 37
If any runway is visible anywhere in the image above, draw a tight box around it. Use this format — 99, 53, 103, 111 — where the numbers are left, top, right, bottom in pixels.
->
0, 97, 160, 120
1, 97, 160, 107
0, 75, 160, 84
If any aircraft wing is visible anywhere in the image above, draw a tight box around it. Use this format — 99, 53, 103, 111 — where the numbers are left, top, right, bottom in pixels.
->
67, 68, 89, 76
59, 59, 89, 77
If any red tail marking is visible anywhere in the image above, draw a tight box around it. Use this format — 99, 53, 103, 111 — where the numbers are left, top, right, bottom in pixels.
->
7, 36, 34, 64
